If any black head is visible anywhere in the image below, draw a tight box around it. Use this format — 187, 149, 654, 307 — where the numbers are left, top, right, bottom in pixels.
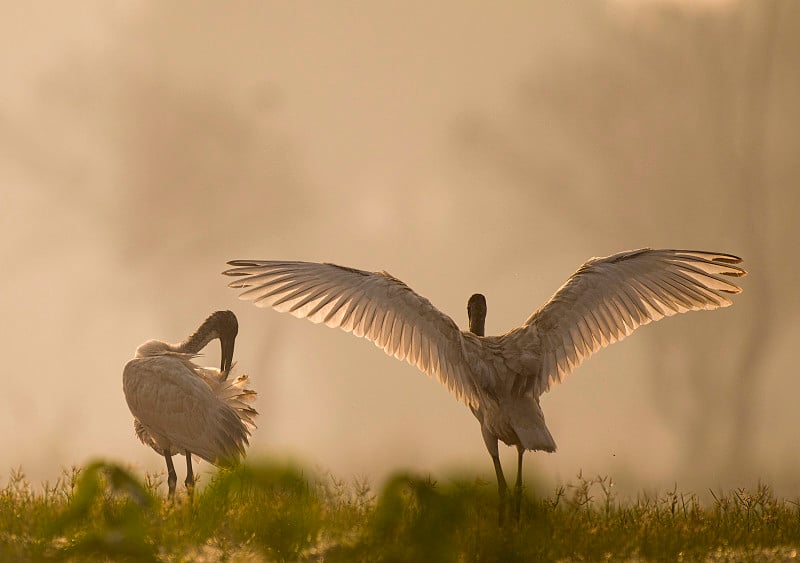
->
180, 310, 239, 377
206, 310, 239, 337
467, 293, 486, 336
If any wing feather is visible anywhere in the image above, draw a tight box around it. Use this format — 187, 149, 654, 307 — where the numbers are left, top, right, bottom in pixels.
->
225, 261, 481, 406
517, 249, 745, 396
617, 285, 648, 325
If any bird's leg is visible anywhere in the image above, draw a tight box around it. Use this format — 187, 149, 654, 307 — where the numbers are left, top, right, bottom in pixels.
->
514, 446, 525, 522
480, 425, 509, 525
490, 453, 509, 525
164, 454, 177, 499
185, 451, 195, 495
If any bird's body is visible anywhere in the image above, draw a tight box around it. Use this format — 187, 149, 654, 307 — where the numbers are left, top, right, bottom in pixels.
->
123, 311, 257, 496
223, 249, 745, 520
124, 349, 256, 463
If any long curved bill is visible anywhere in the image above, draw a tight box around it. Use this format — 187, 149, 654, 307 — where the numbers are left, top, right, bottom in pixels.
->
220, 331, 236, 380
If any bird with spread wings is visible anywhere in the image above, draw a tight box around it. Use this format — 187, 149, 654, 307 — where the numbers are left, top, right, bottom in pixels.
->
224, 249, 744, 522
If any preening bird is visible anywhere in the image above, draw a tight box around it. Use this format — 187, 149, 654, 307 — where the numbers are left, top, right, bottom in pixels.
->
123, 310, 258, 497
223, 249, 745, 521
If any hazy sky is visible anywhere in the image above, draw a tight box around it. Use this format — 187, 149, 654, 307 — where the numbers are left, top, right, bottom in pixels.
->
2, 1, 797, 497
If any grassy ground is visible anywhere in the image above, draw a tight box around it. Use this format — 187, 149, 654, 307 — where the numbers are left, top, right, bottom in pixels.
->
2, 461, 800, 562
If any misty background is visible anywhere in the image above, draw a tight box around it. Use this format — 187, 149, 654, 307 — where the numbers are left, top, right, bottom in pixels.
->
2, 1, 798, 497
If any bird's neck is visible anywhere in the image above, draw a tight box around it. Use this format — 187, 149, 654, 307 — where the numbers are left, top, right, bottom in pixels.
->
469, 316, 485, 337
177, 317, 219, 354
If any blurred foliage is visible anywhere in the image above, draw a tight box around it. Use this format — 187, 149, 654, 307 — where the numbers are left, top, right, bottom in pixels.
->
48, 461, 158, 561
2, 460, 800, 561
193, 463, 324, 560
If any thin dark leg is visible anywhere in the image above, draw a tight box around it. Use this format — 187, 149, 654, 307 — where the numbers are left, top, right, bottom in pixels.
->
479, 424, 509, 526
165, 454, 177, 498
514, 446, 525, 521
491, 453, 509, 526
185, 451, 195, 494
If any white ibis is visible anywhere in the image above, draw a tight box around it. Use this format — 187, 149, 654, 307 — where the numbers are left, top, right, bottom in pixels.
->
223, 249, 744, 520
123, 310, 257, 497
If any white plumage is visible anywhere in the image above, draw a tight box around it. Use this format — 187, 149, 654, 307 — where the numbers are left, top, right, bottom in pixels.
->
123, 310, 257, 496
223, 249, 744, 521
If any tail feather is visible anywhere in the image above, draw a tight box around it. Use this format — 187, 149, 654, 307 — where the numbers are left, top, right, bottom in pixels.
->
193, 364, 259, 466
515, 422, 557, 453
506, 395, 557, 453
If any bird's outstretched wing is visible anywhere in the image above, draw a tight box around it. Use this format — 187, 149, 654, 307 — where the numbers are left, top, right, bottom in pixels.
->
518, 249, 746, 397
224, 261, 480, 406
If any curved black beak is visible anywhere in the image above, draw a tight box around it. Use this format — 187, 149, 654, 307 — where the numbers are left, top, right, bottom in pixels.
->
220, 334, 235, 379
217, 310, 239, 380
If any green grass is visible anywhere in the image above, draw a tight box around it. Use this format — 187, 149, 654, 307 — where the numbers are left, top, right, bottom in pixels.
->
2, 461, 800, 562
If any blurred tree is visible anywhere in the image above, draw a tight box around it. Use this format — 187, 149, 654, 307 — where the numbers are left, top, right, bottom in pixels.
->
8, 6, 306, 430
453, 0, 799, 480
108, 72, 301, 294
108, 19, 307, 432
